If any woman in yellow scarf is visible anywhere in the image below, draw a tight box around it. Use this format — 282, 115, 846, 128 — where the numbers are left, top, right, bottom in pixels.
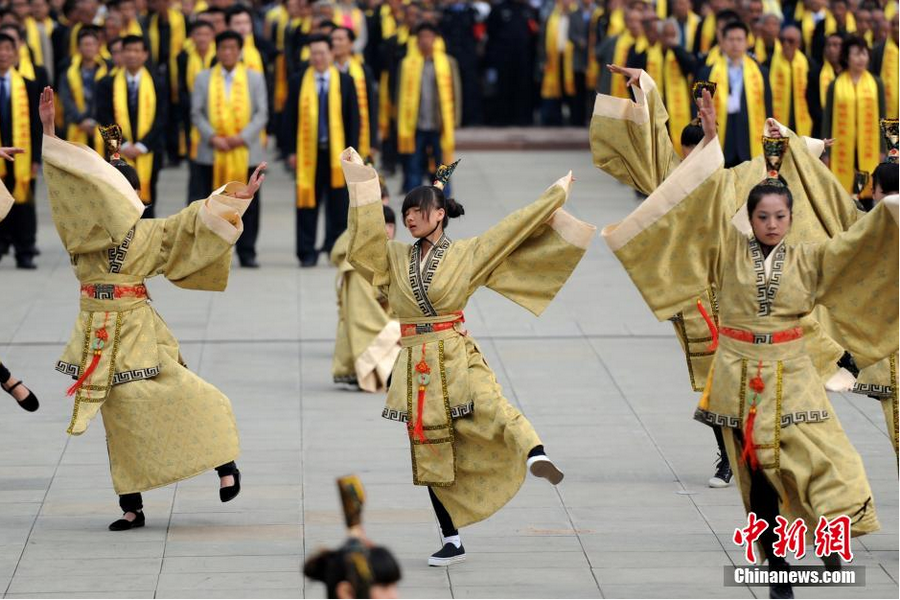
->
823, 36, 886, 193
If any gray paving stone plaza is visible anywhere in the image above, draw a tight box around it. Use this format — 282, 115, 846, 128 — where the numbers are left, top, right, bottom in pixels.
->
0, 149, 896, 598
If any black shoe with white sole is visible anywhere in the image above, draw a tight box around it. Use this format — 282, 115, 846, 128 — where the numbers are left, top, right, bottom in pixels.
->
428, 542, 466, 567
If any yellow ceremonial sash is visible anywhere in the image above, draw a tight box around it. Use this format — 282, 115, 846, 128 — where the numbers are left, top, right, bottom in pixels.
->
266, 4, 288, 28
656, 0, 667, 19
186, 44, 215, 159
24, 18, 53, 67
607, 8, 625, 36
208, 65, 253, 189
541, 7, 576, 99
683, 12, 700, 51
347, 57, 372, 158
709, 55, 766, 158
17, 46, 35, 81
334, 6, 364, 34
801, 10, 835, 50
645, 42, 664, 95
113, 68, 156, 202
242, 35, 264, 73
381, 4, 397, 38
700, 13, 716, 53
887, 1, 898, 21
705, 45, 721, 67
397, 52, 455, 162
663, 48, 691, 156
830, 71, 880, 193
0, 69, 32, 203
275, 18, 308, 112
296, 67, 345, 207
68, 23, 83, 56
819, 61, 836, 108
882, 39, 898, 119
585, 8, 603, 89
610, 32, 636, 98
754, 38, 779, 64
65, 56, 107, 154
770, 49, 812, 136
147, 10, 186, 102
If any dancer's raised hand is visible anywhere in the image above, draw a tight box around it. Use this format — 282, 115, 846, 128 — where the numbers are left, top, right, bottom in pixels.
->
233, 162, 267, 200
0, 147, 24, 161
39, 86, 56, 137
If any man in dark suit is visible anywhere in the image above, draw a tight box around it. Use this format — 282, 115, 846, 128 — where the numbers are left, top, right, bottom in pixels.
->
0, 33, 40, 269
96, 34, 167, 218
698, 20, 772, 167
284, 34, 359, 267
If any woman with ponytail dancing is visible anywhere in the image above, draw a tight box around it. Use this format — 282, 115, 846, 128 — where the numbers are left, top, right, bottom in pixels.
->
340, 147, 595, 566
603, 90, 896, 599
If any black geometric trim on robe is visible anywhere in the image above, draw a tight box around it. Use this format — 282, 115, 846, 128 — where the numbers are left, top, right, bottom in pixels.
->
382, 400, 474, 424
108, 227, 135, 273
748, 238, 785, 317
694, 407, 830, 429
56, 360, 161, 385
852, 383, 894, 398
408, 233, 451, 317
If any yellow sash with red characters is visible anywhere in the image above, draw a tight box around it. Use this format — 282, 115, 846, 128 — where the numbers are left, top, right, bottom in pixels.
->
397, 52, 455, 162
241, 35, 265, 73
663, 48, 691, 156
296, 67, 345, 208
186, 44, 215, 159
275, 18, 309, 113
830, 71, 880, 193
770, 48, 812, 136
881, 38, 898, 119
113, 68, 156, 203
708, 55, 766, 158
610, 32, 637, 98
585, 8, 603, 89
819, 61, 836, 108
208, 65, 253, 189
347, 57, 372, 158
0, 69, 32, 203
24, 17, 54, 67
699, 13, 716, 53
541, 7, 576, 99
17, 46, 35, 81
65, 56, 107, 154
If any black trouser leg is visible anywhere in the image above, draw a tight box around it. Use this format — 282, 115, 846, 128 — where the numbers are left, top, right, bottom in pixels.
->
0, 361, 11, 383
188, 161, 213, 204
428, 487, 458, 537
713, 425, 731, 468
748, 467, 784, 565
0, 179, 37, 260
323, 185, 348, 256
215, 461, 238, 477
119, 492, 143, 513
236, 166, 260, 261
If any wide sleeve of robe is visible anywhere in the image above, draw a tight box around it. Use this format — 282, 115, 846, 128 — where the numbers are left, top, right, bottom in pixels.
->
467, 173, 597, 316
814, 195, 899, 369
602, 134, 736, 320
590, 70, 681, 195
0, 176, 12, 222
342, 149, 392, 288
128, 183, 251, 291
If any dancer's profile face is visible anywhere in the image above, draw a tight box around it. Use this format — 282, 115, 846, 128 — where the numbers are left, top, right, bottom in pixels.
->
750, 194, 791, 247
404, 206, 444, 239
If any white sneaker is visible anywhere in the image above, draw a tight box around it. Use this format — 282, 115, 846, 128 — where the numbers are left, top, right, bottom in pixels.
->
527, 455, 564, 485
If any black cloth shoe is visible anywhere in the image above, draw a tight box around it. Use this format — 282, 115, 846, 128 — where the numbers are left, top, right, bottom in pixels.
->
2, 380, 39, 412
15, 256, 36, 270
239, 256, 260, 268
708, 451, 733, 488
428, 542, 466, 567
768, 561, 793, 599
109, 511, 145, 531
220, 468, 241, 503
299, 255, 318, 268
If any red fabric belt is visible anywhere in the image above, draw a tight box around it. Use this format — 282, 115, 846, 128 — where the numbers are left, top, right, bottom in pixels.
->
81, 283, 148, 300
400, 311, 465, 337
720, 326, 803, 344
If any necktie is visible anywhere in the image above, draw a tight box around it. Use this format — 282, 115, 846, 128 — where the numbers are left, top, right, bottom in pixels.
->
318, 75, 328, 144
128, 77, 138, 111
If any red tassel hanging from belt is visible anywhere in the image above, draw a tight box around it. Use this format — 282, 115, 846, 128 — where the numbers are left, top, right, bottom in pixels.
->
696, 298, 718, 351
66, 312, 110, 396
741, 360, 765, 470
411, 343, 431, 444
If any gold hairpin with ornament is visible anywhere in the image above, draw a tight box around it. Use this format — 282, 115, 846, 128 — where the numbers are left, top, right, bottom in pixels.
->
761, 136, 789, 185
881, 118, 899, 165
99, 123, 124, 161
433, 159, 460, 190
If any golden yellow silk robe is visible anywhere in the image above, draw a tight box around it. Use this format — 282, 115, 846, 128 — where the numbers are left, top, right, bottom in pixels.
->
330, 230, 401, 393
603, 133, 898, 538
590, 70, 853, 391
44, 135, 248, 495
342, 153, 595, 528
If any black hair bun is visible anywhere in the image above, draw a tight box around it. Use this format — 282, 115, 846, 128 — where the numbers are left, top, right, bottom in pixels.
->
444, 197, 465, 219
303, 550, 337, 581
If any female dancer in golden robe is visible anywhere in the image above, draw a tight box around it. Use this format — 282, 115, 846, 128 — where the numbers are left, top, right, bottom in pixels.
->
0, 145, 38, 412
39, 87, 263, 530
604, 90, 896, 598
340, 147, 595, 566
